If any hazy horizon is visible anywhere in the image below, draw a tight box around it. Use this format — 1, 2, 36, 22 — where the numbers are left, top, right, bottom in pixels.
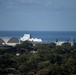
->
0, 30, 76, 32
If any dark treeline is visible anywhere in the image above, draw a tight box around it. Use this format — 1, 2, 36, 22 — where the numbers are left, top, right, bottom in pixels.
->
0, 41, 76, 75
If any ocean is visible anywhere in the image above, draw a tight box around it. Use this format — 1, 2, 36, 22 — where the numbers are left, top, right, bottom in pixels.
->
0, 31, 76, 42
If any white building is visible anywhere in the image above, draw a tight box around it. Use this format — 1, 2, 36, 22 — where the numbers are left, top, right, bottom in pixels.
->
20, 34, 42, 42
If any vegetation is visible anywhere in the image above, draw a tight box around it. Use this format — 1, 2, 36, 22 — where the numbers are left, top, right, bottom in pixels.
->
0, 41, 76, 75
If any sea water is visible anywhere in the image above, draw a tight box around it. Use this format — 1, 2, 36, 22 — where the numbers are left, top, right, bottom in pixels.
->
0, 31, 76, 42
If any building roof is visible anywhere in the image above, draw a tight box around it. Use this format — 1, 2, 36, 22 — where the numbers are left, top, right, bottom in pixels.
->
7, 37, 19, 43
0, 38, 5, 45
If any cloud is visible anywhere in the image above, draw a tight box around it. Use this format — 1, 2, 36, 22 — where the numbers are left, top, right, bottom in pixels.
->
0, 0, 76, 11
0, 0, 52, 7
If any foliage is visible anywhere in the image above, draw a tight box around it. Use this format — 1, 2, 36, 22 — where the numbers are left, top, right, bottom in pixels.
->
0, 41, 76, 75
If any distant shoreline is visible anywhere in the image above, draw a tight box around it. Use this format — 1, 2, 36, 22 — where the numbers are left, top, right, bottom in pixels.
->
0, 37, 72, 46
0, 31, 76, 44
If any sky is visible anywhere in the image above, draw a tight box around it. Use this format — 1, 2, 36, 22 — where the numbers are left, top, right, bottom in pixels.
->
0, 0, 76, 31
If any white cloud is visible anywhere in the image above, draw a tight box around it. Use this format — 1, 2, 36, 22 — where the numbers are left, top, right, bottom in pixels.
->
0, 0, 76, 11
1, 0, 52, 7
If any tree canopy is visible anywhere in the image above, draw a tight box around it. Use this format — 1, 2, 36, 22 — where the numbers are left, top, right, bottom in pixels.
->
0, 41, 76, 75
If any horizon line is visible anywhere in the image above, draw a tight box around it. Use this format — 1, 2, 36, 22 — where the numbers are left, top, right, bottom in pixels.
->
0, 30, 76, 32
